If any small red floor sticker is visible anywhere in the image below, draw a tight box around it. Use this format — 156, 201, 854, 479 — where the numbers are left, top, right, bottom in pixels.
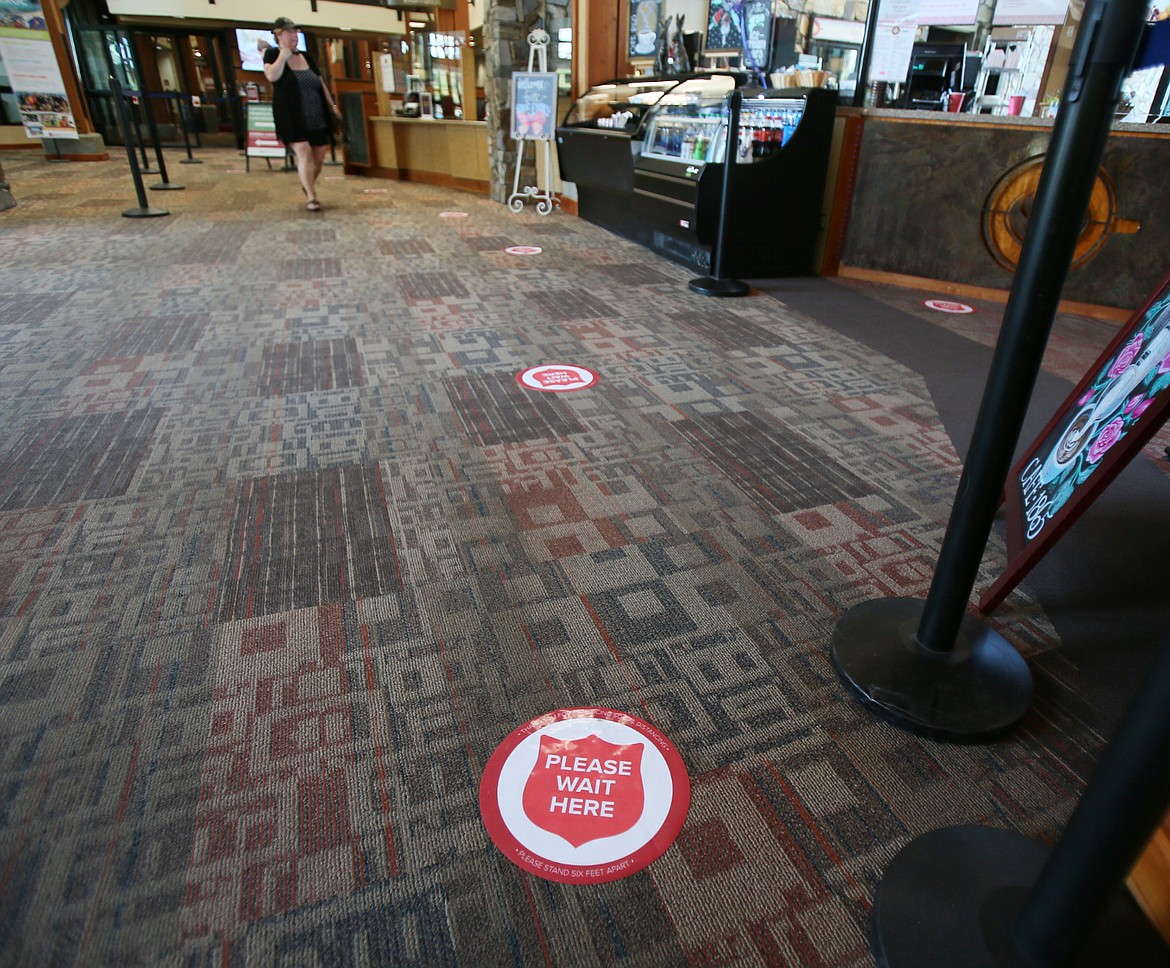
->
504, 245, 543, 255
363, 188, 388, 194
480, 708, 690, 883
924, 299, 976, 314
439, 211, 468, 218
516, 364, 599, 392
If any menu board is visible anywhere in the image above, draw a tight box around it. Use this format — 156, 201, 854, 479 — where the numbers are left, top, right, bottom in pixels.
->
980, 268, 1170, 611
870, 0, 919, 82
992, 0, 1069, 24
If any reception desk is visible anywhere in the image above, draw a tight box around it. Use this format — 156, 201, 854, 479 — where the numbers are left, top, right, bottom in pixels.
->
366, 117, 489, 194
831, 108, 1170, 314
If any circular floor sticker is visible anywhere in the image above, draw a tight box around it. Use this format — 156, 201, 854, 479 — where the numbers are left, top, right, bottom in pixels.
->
439, 211, 468, 218
516, 364, 599, 392
504, 245, 543, 256
480, 708, 690, 884
363, 188, 388, 194
924, 299, 976, 314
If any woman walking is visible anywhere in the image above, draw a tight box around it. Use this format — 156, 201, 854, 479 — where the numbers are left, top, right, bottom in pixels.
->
263, 17, 342, 211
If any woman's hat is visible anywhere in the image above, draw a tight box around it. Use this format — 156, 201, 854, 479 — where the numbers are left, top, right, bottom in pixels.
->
273, 17, 297, 32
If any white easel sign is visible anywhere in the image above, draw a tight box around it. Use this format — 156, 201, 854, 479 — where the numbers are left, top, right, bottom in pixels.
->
511, 72, 557, 140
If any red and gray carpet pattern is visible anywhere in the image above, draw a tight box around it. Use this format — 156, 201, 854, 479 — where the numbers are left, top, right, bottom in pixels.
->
0, 149, 1115, 966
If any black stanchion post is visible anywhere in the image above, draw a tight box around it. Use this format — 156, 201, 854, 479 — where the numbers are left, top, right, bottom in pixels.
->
110, 75, 168, 219
870, 627, 1170, 968
178, 94, 202, 165
689, 89, 750, 298
829, 0, 1149, 741
143, 92, 184, 192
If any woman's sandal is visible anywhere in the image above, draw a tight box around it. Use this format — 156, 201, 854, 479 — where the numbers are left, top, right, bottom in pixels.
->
306, 199, 322, 211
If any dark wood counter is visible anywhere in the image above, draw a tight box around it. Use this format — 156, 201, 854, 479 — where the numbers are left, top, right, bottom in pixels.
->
832, 108, 1170, 312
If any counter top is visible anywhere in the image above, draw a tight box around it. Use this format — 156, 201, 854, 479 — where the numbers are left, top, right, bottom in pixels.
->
836, 105, 1170, 136
372, 115, 486, 127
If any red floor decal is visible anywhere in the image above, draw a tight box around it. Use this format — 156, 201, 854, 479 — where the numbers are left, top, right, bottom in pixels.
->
480, 708, 690, 883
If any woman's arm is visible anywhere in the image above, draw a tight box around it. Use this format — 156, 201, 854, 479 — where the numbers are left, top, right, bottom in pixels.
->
263, 45, 292, 83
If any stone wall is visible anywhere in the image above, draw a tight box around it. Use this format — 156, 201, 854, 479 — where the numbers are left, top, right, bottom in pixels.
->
483, 0, 570, 203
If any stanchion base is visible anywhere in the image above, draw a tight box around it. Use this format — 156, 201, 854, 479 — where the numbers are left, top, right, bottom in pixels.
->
122, 206, 169, 218
874, 825, 1170, 968
149, 183, 185, 191
831, 597, 1032, 741
688, 276, 750, 297
179, 158, 203, 165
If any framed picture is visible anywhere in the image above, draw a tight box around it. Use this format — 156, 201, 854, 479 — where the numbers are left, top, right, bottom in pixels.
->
706, 0, 744, 54
629, 0, 663, 58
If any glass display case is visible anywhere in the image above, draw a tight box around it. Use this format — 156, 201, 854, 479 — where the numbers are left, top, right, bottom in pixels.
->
640, 74, 737, 166
633, 85, 838, 276
559, 78, 679, 133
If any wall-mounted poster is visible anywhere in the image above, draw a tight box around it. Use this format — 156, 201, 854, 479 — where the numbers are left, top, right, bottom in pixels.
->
0, 0, 78, 140
707, 0, 745, 54
743, 0, 773, 72
629, 0, 662, 57
510, 71, 557, 141
980, 267, 1170, 611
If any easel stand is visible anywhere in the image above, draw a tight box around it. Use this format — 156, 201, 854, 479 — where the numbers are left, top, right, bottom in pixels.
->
508, 30, 556, 215
829, 0, 1150, 741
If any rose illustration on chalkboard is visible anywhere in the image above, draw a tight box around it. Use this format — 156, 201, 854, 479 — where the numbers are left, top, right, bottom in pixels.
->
1025, 294, 1170, 539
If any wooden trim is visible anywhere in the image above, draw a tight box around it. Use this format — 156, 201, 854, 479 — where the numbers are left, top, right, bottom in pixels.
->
821, 113, 865, 278
1129, 815, 1170, 948
43, 151, 110, 162
556, 194, 578, 216
396, 168, 489, 194
0, 142, 42, 152
837, 264, 1134, 323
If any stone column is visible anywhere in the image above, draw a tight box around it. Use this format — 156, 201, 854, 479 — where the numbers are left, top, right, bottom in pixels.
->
483, 0, 571, 203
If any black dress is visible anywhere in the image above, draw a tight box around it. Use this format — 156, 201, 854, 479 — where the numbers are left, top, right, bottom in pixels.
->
263, 47, 329, 145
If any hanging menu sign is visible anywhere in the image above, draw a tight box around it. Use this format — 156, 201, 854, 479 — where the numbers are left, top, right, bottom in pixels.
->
918, 0, 981, 24
0, 0, 78, 139
870, 0, 920, 82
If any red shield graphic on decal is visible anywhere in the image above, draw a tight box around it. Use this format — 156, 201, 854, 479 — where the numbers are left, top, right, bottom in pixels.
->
521, 733, 645, 848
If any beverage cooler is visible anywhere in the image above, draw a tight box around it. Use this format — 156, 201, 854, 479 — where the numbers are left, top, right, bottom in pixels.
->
555, 78, 683, 240
633, 77, 837, 276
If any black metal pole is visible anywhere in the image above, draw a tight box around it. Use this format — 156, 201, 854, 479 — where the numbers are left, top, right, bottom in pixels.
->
1013, 630, 1170, 965
178, 94, 202, 165
110, 75, 167, 219
852, 0, 884, 108
829, 0, 1148, 741
869, 629, 1170, 968
689, 88, 750, 298
915, 0, 1145, 652
143, 93, 183, 192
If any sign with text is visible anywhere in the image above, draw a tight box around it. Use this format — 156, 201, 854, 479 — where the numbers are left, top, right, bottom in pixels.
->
629, 0, 662, 57
244, 101, 284, 158
870, 0, 920, 82
510, 72, 557, 141
0, 0, 78, 140
480, 708, 690, 883
516, 364, 599, 392
981, 268, 1170, 611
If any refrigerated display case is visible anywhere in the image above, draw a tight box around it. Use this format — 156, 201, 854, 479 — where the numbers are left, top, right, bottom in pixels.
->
633, 79, 837, 276
555, 78, 682, 237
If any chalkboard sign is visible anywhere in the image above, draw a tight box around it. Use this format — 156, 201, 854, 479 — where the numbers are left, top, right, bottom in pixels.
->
981, 267, 1170, 611
510, 72, 557, 141
341, 91, 369, 165
743, 0, 773, 70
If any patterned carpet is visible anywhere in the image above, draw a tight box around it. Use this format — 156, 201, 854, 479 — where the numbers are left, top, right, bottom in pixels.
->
0, 147, 1159, 966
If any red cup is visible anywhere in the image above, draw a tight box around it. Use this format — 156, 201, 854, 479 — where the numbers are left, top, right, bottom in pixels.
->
948, 92, 965, 112
1008, 95, 1026, 116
